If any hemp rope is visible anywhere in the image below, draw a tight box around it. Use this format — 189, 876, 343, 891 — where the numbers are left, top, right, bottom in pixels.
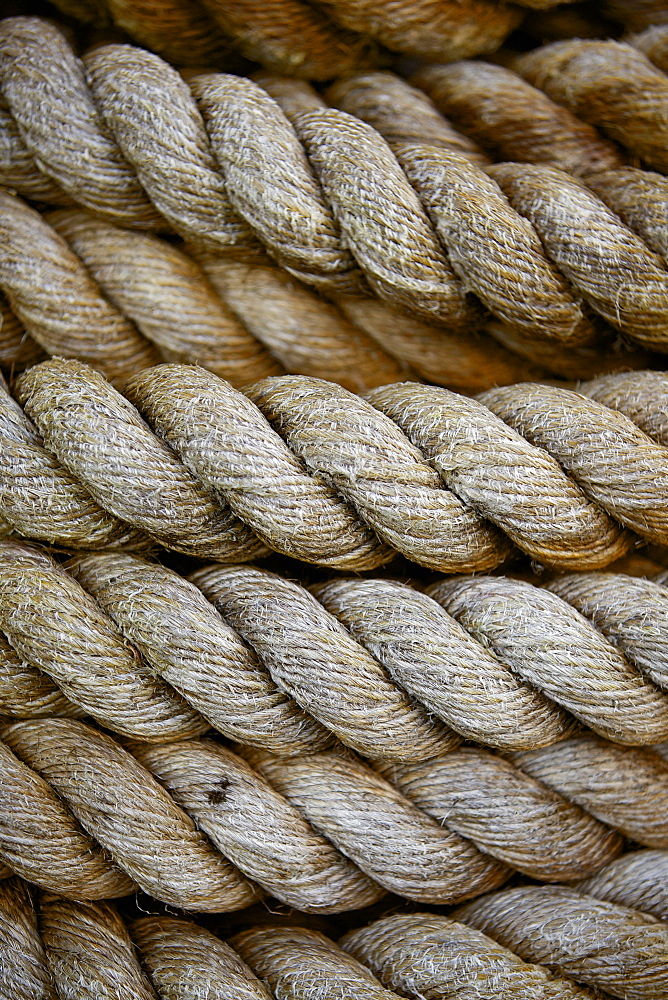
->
0, 294, 44, 372
4, 539, 668, 752
0, 879, 56, 1000
453, 885, 668, 1000
632, 24, 668, 73
3, 21, 668, 355
2, 716, 654, 913
571, 849, 668, 921
340, 912, 597, 1000
604, 1, 668, 32
508, 735, 668, 849
12, 359, 668, 572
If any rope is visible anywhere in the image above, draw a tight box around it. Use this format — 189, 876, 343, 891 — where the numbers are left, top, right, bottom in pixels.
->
454, 885, 668, 1000
2, 716, 659, 912
571, 849, 668, 921
3, 18, 668, 353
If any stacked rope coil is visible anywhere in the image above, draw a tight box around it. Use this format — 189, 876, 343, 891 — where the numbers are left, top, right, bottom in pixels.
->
1, 16, 667, 386
3, 872, 668, 999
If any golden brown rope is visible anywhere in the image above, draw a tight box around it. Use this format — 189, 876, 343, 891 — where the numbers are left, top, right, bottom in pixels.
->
580, 368, 668, 447
454, 885, 668, 1000
631, 24, 668, 72
515, 38, 668, 174
0, 879, 56, 1000
4, 18, 668, 354
0, 295, 44, 372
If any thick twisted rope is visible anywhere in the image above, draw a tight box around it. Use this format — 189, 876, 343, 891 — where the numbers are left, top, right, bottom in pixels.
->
572, 849, 668, 921
12, 359, 667, 572
454, 885, 668, 1000
5, 533, 668, 751
340, 912, 597, 1000
3, 20, 668, 354
3, 716, 654, 913
0, 879, 55, 1000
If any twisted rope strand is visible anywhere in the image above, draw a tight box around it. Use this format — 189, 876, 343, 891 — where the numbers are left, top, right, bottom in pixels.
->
3, 18, 668, 352
571, 849, 668, 921
10, 361, 668, 569
0, 295, 45, 371
0, 879, 55, 1000
1, 719, 260, 912
0, 632, 82, 721
631, 24, 668, 72
340, 912, 597, 1000
580, 369, 668, 447
508, 735, 668, 848
453, 885, 668, 1000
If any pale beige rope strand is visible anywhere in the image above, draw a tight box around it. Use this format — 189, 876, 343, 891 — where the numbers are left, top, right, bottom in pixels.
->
585, 168, 668, 267
0, 373, 150, 551
546, 572, 668, 691
130, 915, 273, 1000
242, 749, 510, 904
366, 381, 631, 568
412, 60, 624, 179
430, 575, 668, 745
0, 190, 160, 383
1, 718, 260, 912
340, 912, 598, 1000
0, 632, 82, 721
515, 39, 668, 174
580, 369, 668, 447
571, 849, 668, 921
0, 92, 71, 206
508, 735, 668, 848
66, 550, 332, 755
191, 252, 407, 393
488, 163, 668, 350
39, 894, 159, 1000
311, 577, 573, 751
15, 361, 269, 562
48, 208, 283, 386
0, 541, 210, 743
189, 564, 458, 762
0, 739, 135, 900
125, 364, 505, 572
233, 926, 404, 1000
479, 381, 668, 544
453, 885, 668, 1000
130, 738, 385, 913
0, 18, 161, 228
374, 748, 622, 882
0, 879, 56, 1000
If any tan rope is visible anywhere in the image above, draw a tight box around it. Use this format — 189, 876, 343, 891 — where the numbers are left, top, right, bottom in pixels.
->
430, 575, 668, 745
0, 295, 44, 371
375, 748, 621, 882
585, 168, 668, 267
631, 24, 668, 72
1, 719, 260, 912
233, 926, 404, 1000
131, 915, 273, 1000
516, 39, 668, 175
0, 631, 82, 720
571, 849, 668, 921
0, 879, 56, 1000
9, 360, 668, 568
508, 735, 668, 848
340, 912, 597, 1000
4, 18, 668, 354
40, 894, 158, 1000
580, 369, 668, 447
411, 61, 623, 179
0, 190, 160, 382
602, 0, 668, 32
453, 885, 668, 1000
0, 739, 134, 899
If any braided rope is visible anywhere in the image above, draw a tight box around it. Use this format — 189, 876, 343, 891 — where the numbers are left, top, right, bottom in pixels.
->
3, 19, 668, 354
454, 885, 668, 1000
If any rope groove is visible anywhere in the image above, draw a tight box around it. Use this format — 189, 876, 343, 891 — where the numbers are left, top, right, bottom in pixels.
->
2, 18, 668, 352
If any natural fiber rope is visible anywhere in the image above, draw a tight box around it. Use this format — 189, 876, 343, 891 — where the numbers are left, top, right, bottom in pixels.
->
632, 24, 668, 73
0, 879, 55, 1000
453, 885, 668, 1000
6, 535, 668, 750
508, 735, 668, 848
0, 631, 82, 721
515, 38, 668, 175
571, 849, 668, 921
0, 294, 44, 371
340, 912, 597, 1000
7, 361, 668, 571
579, 369, 668, 447
3, 19, 668, 354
